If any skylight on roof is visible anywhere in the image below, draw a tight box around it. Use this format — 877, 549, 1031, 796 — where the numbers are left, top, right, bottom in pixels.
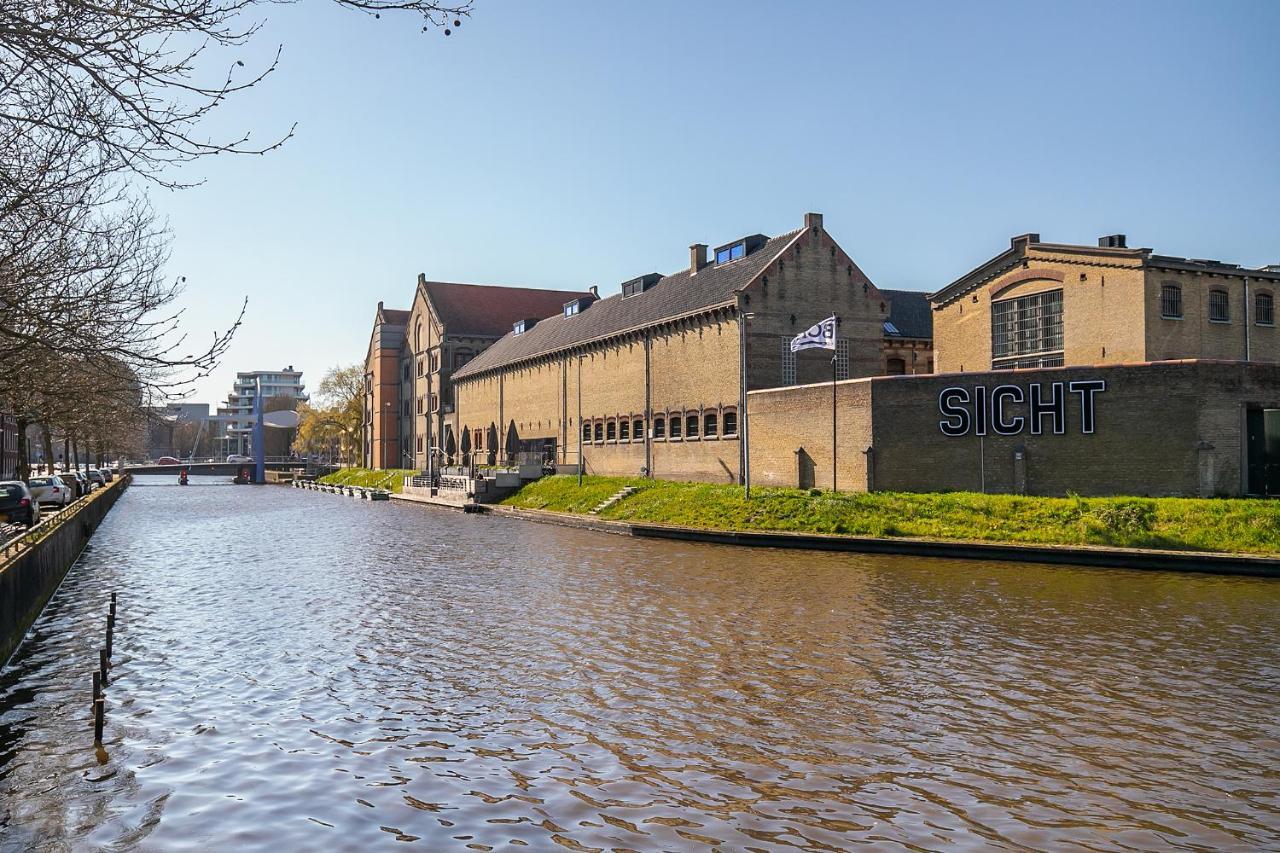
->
883, 321, 901, 336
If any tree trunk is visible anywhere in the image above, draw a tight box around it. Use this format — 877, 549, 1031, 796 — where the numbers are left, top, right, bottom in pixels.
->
14, 418, 30, 481
42, 426, 54, 475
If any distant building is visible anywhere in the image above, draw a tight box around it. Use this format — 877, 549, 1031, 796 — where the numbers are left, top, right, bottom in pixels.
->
363, 278, 593, 471
215, 368, 307, 457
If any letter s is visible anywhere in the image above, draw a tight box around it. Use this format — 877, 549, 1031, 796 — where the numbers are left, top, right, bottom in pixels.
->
939, 387, 972, 436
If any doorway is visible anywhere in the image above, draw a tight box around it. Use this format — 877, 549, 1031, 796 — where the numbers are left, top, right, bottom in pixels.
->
1245, 407, 1280, 496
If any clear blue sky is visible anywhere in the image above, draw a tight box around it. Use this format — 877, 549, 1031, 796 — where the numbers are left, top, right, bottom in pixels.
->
163, 0, 1280, 404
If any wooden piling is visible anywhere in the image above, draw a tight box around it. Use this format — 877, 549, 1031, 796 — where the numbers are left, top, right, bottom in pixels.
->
99, 648, 109, 686
105, 619, 112, 658
92, 670, 101, 701
93, 697, 105, 743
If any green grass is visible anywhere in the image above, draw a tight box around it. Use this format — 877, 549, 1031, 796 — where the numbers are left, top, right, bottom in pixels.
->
501, 476, 1280, 556
318, 468, 415, 493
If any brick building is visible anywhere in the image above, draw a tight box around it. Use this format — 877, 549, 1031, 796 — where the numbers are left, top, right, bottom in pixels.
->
748, 361, 1280, 497
449, 212, 927, 482
930, 232, 1280, 373
362, 277, 591, 470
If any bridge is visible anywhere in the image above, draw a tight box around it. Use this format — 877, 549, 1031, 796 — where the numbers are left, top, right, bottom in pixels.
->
122, 462, 304, 476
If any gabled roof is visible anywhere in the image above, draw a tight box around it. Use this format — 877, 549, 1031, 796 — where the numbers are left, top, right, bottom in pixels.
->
379, 307, 410, 325
453, 229, 803, 380
880, 289, 932, 340
420, 280, 592, 339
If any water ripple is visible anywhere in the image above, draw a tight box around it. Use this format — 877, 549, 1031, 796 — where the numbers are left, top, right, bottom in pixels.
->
0, 475, 1277, 851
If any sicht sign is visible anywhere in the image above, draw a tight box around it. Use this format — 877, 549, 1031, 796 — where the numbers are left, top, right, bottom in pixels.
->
938, 380, 1106, 437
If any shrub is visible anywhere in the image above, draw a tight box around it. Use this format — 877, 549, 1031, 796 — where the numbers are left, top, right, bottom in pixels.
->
1089, 500, 1156, 535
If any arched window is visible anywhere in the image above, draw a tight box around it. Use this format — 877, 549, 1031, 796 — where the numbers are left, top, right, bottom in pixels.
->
685, 413, 699, 438
619, 419, 630, 440
703, 411, 718, 437
722, 409, 738, 437
886, 357, 907, 375
582, 421, 591, 443
653, 416, 665, 439
593, 421, 604, 443
1257, 291, 1274, 326
633, 417, 644, 439
669, 414, 682, 439
606, 419, 616, 441
1161, 284, 1183, 319
415, 322, 422, 350
1209, 289, 1230, 323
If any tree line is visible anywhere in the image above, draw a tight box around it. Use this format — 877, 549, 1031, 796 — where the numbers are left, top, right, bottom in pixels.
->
0, 0, 470, 478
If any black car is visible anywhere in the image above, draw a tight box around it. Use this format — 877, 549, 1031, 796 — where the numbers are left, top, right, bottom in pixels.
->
0, 481, 41, 528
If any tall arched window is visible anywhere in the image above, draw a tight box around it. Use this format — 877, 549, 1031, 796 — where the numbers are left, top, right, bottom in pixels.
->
685, 413, 700, 438
653, 416, 665, 439
1160, 284, 1183, 319
703, 411, 718, 437
669, 414, 682, 439
415, 321, 422, 350
1257, 291, 1274, 326
722, 408, 738, 437
593, 422, 604, 443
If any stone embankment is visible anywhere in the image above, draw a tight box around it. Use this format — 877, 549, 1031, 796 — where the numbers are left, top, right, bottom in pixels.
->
1, 475, 130, 666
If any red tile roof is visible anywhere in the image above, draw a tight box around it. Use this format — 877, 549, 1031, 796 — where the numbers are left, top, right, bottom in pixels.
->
421, 281, 592, 339
379, 307, 411, 325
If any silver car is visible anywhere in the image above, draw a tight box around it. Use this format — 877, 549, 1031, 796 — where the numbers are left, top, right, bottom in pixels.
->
26, 475, 73, 507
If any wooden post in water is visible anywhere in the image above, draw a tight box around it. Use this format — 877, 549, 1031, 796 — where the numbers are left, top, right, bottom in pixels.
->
99, 649, 109, 686
92, 670, 101, 701
93, 697, 105, 743
105, 618, 113, 659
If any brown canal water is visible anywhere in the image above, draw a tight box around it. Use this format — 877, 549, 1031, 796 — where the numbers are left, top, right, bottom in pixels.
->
1, 476, 1278, 851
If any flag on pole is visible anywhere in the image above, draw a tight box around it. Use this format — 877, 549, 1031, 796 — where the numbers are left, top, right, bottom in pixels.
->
790, 315, 838, 352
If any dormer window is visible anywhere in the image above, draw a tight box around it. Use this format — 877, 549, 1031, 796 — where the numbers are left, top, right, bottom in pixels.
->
512, 318, 537, 335
563, 296, 593, 317
716, 242, 746, 264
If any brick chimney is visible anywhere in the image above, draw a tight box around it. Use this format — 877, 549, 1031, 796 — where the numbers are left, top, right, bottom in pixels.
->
690, 243, 708, 275
804, 212, 823, 231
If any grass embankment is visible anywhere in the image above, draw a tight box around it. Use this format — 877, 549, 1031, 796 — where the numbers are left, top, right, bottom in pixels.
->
502, 476, 1280, 555
317, 468, 415, 494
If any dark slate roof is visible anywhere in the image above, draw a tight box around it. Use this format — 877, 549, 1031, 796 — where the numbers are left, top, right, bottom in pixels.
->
880, 289, 932, 339
453, 229, 802, 380
380, 307, 411, 325
422, 281, 593, 339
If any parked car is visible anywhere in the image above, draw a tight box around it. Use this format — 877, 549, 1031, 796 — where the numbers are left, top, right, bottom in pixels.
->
0, 481, 41, 528
67, 471, 88, 498
26, 475, 72, 507
156, 456, 180, 465
226, 454, 253, 463
86, 469, 105, 489
100, 468, 114, 482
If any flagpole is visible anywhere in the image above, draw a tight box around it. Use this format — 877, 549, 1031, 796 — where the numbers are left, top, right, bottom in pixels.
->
831, 348, 837, 493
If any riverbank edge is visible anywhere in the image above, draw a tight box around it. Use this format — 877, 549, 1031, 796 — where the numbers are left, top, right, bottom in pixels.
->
1, 475, 130, 667
487, 505, 1280, 576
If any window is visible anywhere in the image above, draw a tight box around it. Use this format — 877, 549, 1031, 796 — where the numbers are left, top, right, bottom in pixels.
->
991, 289, 1063, 370
715, 242, 746, 264
417, 359, 424, 377
723, 409, 738, 436
453, 351, 472, 369
653, 416, 665, 439
582, 422, 591, 443
606, 420, 616, 441
619, 419, 630, 440
704, 411, 718, 437
1209, 289, 1230, 323
886, 357, 906, 375
429, 353, 439, 372
685, 413, 699, 438
416, 396, 424, 415
1257, 292, 1275, 326
1161, 284, 1183, 319
593, 422, 603, 443
416, 436, 423, 453
781, 336, 796, 385
429, 393, 439, 412
633, 418, 644, 440
669, 415, 682, 439
836, 338, 849, 380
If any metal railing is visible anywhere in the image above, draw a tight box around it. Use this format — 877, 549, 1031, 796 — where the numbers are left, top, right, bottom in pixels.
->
0, 476, 128, 562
